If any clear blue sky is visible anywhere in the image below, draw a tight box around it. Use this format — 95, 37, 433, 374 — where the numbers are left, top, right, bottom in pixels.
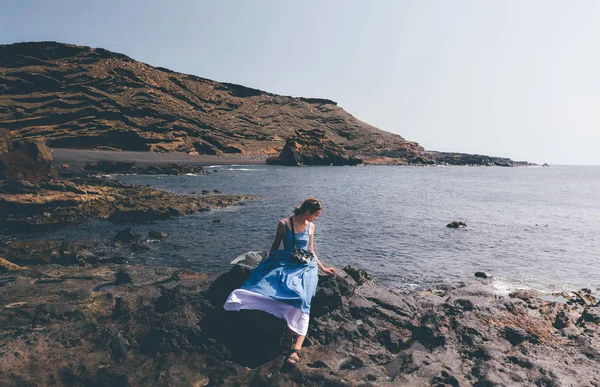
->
2, 0, 599, 165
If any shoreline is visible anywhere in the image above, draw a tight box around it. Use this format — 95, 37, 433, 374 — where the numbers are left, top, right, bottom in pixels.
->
51, 148, 267, 169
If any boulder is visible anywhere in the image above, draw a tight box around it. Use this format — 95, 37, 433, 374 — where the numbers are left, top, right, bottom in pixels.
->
113, 227, 139, 244
267, 130, 362, 166
0, 138, 56, 182
13, 140, 53, 163
343, 265, 372, 285
447, 221, 467, 228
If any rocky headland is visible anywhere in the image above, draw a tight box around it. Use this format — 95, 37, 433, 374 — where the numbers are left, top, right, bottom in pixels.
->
0, 126, 254, 233
1, 255, 599, 386
0, 41, 534, 167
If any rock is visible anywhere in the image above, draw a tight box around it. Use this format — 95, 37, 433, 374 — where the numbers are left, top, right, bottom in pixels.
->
578, 306, 600, 325
114, 228, 138, 244
85, 160, 136, 173
13, 140, 53, 164
148, 230, 168, 239
570, 289, 596, 306
266, 130, 363, 166
509, 289, 542, 300
60, 163, 69, 169
4, 240, 99, 266
58, 241, 98, 265
212, 219, 225, 224
142, 164, 204, 175
4, 240, 61, 265
0, 176, 256, 230
343, 265, 372, 285
447, 221, 467, 228
502, 326, 529, 345
0, 136, 57, 182
115, 270, 133, 285
0, 179, 37, 194
0, 262, 599, 385
554, 310, 571, 329
0, 257, 26, 273
474, 271, 492, 279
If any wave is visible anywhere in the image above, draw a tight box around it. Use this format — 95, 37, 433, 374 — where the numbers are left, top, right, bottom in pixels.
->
226, 168, 265, 171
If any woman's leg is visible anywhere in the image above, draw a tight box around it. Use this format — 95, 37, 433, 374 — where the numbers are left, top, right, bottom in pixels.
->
293, 334, 305, 350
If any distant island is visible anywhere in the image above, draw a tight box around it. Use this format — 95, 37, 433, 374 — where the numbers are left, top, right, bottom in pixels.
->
0, 41, 534, 166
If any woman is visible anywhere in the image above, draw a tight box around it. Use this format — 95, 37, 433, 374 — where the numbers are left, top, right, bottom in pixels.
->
224, 198, 337, 365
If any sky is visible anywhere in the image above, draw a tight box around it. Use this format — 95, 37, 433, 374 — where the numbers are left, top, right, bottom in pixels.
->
1, 0, 599, 165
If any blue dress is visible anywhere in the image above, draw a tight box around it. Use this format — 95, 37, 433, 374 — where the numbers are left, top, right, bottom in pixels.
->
240, 219, 318, 314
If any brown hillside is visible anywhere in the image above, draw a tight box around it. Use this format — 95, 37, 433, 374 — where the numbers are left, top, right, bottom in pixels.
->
0, 41, 423, 160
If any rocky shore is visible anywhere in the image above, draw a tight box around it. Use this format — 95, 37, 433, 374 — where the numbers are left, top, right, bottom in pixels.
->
1, 256, 599, 386
0, 176, 254, 232
0, 129, 255, 233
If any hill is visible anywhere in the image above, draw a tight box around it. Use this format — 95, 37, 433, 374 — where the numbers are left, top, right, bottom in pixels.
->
0, 42, 531, 166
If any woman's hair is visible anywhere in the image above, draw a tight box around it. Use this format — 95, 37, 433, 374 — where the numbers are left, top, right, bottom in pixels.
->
293, 198, 322, 215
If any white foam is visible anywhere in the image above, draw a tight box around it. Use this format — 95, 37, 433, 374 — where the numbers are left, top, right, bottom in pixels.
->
226, 168, 265, 171
490, 278, 533, 296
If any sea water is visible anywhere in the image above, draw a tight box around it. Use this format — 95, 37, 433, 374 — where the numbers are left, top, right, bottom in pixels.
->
17, 165, 600, 293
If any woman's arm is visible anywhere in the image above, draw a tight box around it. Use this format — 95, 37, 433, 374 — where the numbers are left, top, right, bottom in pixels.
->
270, 219, 286, 253
309, 223, 337, 276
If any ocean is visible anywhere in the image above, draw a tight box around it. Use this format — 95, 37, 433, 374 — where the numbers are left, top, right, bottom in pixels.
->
19, 165, 600, 294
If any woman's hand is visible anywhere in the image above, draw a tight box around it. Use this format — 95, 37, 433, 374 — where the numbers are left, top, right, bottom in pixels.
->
321, 267, 337, 276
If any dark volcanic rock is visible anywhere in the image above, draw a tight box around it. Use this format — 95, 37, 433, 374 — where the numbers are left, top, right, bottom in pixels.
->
113, 227, 138, 244
84, 160, 135, 173
343, 265, 373, 285
267, 129, 363, 166
0, 130, 57, 182
81, 161, 205, 176
447, 221, 467, 228
0, 176, 255, 231
1, 263, 600, 386
4, 240, 98, 266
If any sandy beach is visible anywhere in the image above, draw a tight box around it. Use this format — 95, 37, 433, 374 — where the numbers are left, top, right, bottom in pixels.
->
51, 148, 267, 168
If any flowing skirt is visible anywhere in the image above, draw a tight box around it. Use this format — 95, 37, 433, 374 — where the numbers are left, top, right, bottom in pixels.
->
223, 249, 318, 335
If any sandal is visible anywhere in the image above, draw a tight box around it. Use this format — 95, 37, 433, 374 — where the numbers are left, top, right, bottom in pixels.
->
286, 349, 301, 365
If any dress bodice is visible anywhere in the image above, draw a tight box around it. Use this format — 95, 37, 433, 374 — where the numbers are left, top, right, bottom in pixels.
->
282, 218, 311, 251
